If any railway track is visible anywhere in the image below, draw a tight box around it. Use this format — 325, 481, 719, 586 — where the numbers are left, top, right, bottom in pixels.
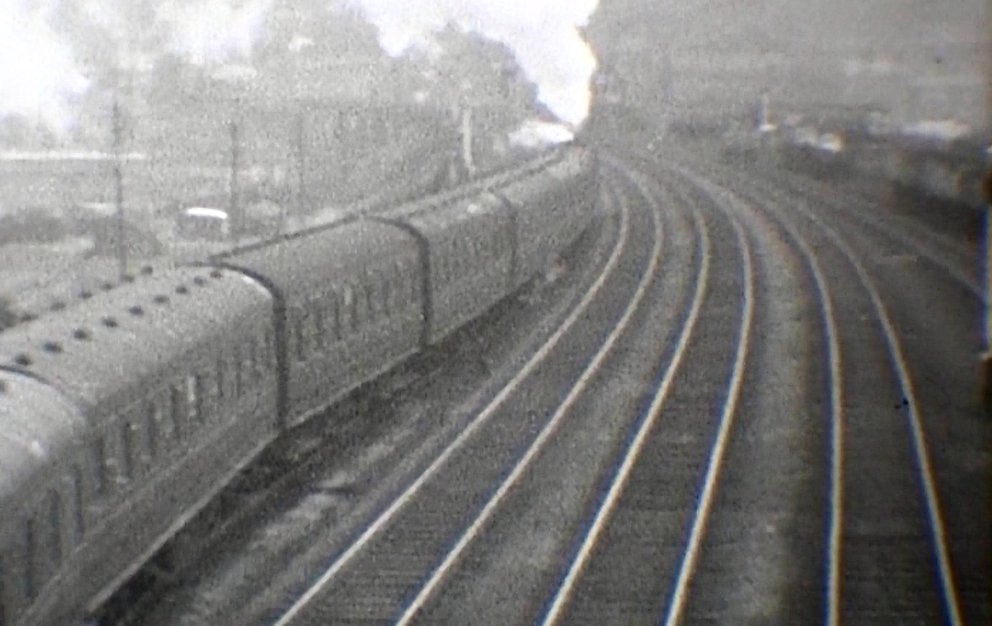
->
760, 171, 979, 299
109, 178, 626, 626
528, 161, 753, 626
670, 159, 988, 624
269, 164, 662, 625
108, 144, 988, 626
386, 161, 693, 625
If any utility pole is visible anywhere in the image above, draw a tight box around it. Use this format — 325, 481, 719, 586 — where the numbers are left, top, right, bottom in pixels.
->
460, 105, 475, 178
229, 118, 240, 240
112, 93, 127, 279
111, 16, 137, 281
296, 108, 305, 215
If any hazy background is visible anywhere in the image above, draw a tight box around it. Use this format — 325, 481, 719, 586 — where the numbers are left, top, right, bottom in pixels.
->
586, 0, 989, 129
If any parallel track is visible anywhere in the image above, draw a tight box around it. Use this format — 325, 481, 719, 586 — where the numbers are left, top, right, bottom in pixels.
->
673, 161, 977, 625
532, 161, 752, 626
765, 172, 980, 299
108, 142, 988, 626
273, 171, 658, 625
115, 178, 629, 626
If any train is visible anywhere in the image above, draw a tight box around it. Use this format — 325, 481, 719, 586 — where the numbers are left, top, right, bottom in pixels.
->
0, 142, 598, 626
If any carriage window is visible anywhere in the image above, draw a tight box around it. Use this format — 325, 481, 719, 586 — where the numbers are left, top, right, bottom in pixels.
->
233, 345, 243, 396
197, 371, 211, 407
120, 420, 134, 480
436, 254, 445, 282
46, 490, 62, 566
170, 385, 185, 440
404, 269, 414, 304
303, 307, 316, 357
251, 339, 262, 377
295, 312, 306, 362
369, 273, 382, 318
331, 293, 342, 340
91, 436, 107, 496
341, 285, 354, 334
391, 265, 404, 307
389, 272, 402, 309
313, 305, 324, 347
254, 340, 263, 379
148, 397, 170, 452
71, 467, 85, 544
215, 357, 225, 400
254, 331, 264, 367
383, 272, 394, 315
187, 375, 202, 423
244, 341, 256, 381
379, 272, 389, 316
354, 284, 368, 330
23, 519, 36, 600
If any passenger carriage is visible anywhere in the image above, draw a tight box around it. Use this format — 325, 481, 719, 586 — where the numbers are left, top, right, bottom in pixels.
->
497, 146, 598, 288
0, 267, 277, 626
0, 142, 600, 625
217, 220, 425, 428
374, 192, 517, 344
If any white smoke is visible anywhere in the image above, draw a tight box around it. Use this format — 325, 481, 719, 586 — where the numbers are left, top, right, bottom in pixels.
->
2, 0, 601, 140
0, 0, 89, 133
0, 0, 275, 134
345, 0, 600, 128
509, 119, 576, 148
155, 0, 274, 65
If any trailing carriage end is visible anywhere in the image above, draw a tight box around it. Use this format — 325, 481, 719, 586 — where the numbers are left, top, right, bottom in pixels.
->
0, 267, 280, 626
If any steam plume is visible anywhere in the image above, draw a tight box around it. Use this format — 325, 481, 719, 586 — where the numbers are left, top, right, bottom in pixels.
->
155, 0, 274, 65
0, 0, 89, 132
0, 0, 275, 134
345, 0, 600, 127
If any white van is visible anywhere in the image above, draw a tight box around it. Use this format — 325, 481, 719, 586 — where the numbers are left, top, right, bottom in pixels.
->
175, 207, 230, 241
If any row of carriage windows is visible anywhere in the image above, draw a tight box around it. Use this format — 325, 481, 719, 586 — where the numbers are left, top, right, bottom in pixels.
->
0, 331, 273, 622
286, 234, 511, 363
0, 241, 502, 620
290, 261, 420, 363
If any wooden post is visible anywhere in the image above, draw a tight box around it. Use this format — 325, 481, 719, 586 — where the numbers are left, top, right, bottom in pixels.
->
229, 119, 240, 240
296, 108, 305, 215
112, 96, 127, 279
460, 105, 475, 177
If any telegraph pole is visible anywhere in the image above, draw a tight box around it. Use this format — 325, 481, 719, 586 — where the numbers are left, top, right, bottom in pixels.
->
460, 105, 475, 178
112, 92, 127, 279
296, 108, 305, 214
111, 19, 137, 281
229, 118, 240, 240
